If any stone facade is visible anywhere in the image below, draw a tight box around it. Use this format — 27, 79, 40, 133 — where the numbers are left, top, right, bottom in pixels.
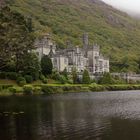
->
34, 34, 56, 60
35, 33, 109, 74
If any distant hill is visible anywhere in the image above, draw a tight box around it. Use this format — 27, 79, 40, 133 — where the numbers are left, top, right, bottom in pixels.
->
5, 0, 140, 72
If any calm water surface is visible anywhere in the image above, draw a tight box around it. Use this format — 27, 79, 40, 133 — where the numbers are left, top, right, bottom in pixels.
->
0, 91, 140, 140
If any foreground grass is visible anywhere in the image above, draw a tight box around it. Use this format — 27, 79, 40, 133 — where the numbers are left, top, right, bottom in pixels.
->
1, 83, 140, 96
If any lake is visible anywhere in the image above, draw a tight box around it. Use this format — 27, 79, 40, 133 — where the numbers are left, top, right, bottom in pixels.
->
0, 91, 140, 140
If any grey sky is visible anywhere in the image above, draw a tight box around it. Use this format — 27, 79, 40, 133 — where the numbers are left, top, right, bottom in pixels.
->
102, 0, 140, 15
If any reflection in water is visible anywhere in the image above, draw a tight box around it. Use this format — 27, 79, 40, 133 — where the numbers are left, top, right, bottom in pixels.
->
0, 91, 140, 139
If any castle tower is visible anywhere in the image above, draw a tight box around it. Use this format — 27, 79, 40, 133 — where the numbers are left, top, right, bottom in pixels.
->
83, 33, 89, 48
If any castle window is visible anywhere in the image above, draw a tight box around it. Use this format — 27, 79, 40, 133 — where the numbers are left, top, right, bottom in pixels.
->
53, 58, 57, 65
64, 58, 67, 64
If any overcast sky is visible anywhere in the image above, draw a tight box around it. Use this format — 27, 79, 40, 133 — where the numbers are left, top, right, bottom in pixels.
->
102, 0, 140, 15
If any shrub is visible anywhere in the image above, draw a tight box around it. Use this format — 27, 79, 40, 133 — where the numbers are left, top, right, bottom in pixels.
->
33, 86, 42, 94
89, 84, 106, 91
67, 79, 73, 84
16, 77, 26, 86
72, 67, 78, 84
62, 85, 83, 92
42, 85, 63, 94
113, 76, 126, 84
42, 78, 48, 84
128, 80, 137, 84
6, 72, 17, 80
82, 69, 91, 84
23, 85, 33, 95
91, 79, 96, 84
81, 87, 90, 92
39, 74, 45, 81
42, 86, 55, 94
59, 75, 67, 84
8, 86, 23, 94
98, 73, 115, 85
24, 75, 33, 83
0, 86, 2, 91
105, 85, 138, 91
133, 85, 140, 90
0, 72, 7, 79
9, 87, 17, 94
61, 68, 68, 79
62, 86, 72, 91
73, 86, 83, 91
52, 71, 61, 81
32, 72, 40, 81
52, 72, 68, 84
39, 74, 47, 84
19, 81, 26, 86
0, 84, 13, 90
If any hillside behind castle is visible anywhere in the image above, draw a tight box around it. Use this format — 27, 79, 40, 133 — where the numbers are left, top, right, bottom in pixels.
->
5, 0, 140, 72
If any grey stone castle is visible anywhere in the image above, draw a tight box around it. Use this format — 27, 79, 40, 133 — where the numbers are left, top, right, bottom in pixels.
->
35, 33, 109, 74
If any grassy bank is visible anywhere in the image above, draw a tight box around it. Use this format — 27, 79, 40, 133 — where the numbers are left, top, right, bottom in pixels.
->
1, 83, 140, 96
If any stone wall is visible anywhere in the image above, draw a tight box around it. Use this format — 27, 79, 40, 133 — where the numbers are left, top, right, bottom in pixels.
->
111, 73, 140, 83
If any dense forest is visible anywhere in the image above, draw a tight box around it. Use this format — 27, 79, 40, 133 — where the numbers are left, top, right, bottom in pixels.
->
2, 0, 140, 72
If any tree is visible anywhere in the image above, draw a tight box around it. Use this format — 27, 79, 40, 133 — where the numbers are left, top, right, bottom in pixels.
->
22, 53, 41, 80
41, 55, 53, 75
26, 17, 33, 32
72, 67, 78, 84
0, 6, 35, 71
61, 68, 68, 79
82, 69, 91, 84
98, 73, 114, 84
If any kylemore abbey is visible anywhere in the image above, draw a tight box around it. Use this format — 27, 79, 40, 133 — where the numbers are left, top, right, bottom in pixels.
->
35, 33, 110, 74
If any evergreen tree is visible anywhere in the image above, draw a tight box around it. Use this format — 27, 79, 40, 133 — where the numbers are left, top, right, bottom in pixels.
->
82, 69, 91, 84
41, 55, 53, 75
72, 67, 78, 84
22, 53, 41, 80
62, 68, 68, 79
98, 73, 114, 84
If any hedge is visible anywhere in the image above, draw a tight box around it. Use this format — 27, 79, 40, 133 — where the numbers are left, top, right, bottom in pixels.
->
8, 87, 23, 94
41, 85, 63, 94
0, 84, 13, 90
16, 77, 26, 86
0, 72, 18, 80
23, 85, 33, 95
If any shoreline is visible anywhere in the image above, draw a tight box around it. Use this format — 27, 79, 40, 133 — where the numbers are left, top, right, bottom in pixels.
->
1, 84, 140, 96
